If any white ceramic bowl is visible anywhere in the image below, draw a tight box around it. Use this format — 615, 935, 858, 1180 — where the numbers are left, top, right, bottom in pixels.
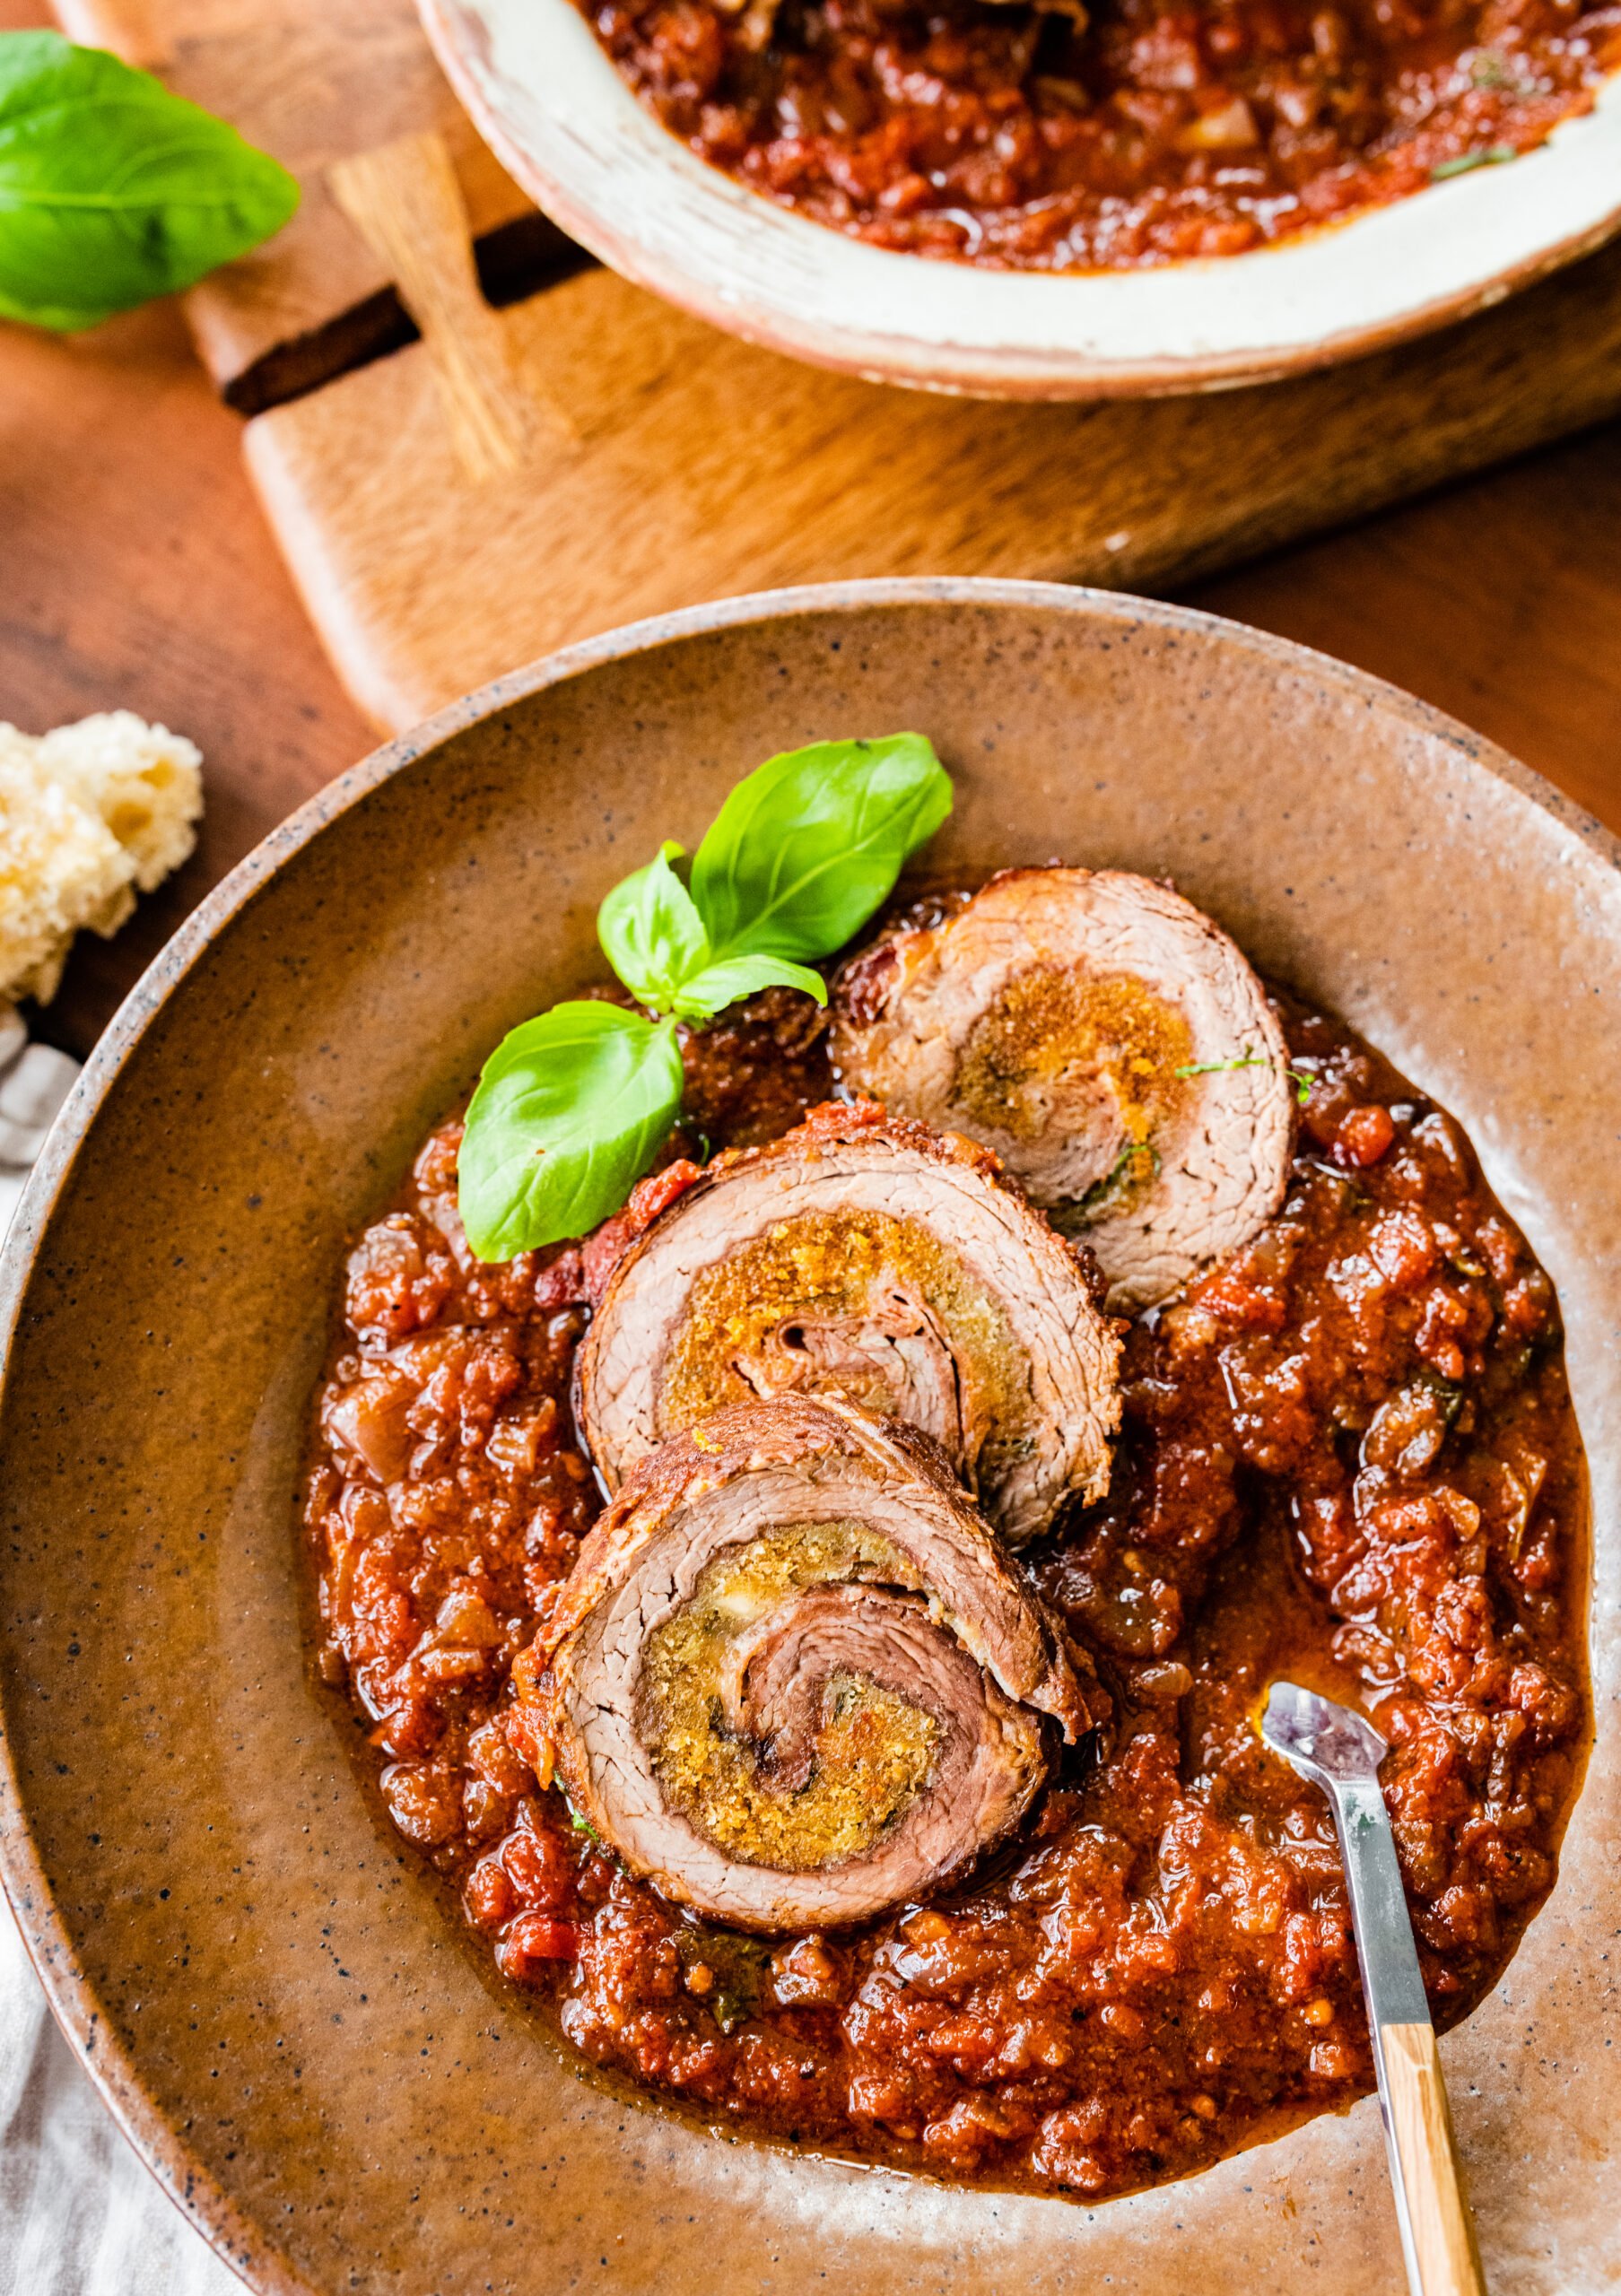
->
420, 0, 1621, 399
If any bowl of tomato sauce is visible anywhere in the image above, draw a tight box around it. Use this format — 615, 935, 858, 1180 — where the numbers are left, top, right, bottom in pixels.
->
420, 0, 1621, 396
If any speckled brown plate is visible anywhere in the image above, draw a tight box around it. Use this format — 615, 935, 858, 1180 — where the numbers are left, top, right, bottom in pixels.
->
1, 581, 1616, 2296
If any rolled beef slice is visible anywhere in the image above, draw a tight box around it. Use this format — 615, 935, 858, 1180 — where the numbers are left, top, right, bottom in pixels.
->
832, 866, 1295, 1308
510, 1394, 1097, 1930
574, 1101, 1121, 1546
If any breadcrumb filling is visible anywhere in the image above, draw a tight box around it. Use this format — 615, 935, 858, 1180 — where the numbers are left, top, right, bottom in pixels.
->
638, 1519, 942, 1870
657, 1207, 1021, 1439
954, 964, 1192, 1200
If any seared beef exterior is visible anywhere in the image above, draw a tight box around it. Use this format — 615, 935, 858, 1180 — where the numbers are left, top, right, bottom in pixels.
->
832, 867, 1295, 1309
510, 1393, 1094, 1930
576, 1100, 1121, 1545
309, 980, 1588, 2196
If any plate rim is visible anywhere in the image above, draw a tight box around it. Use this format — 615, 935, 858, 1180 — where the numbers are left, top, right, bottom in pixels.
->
2, 576, 1617, 2292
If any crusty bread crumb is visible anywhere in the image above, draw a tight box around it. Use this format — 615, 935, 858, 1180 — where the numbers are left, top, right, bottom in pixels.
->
0, 713, 203, 1006
35, 710, 204, 894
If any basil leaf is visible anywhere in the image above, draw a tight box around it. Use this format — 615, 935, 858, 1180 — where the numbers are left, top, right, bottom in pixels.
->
597, 839, 709, 1013
0, 32, 300, 333
598, 842, 830, 1021
669, 953, 827, 1019
689, 735, 952, 964
458, 1003, 683, 1261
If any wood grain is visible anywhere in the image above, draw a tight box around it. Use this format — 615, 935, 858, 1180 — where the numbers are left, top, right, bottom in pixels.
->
6, 13, 1621, 1062
244, 169, 1621, 730
1188, 424, 1621, 835
1382, 2024, 1488, 2296
0, 56, 372, 1061
48, 0, 1621, 737
328, 134, 548, 480
53, 0, 535, 394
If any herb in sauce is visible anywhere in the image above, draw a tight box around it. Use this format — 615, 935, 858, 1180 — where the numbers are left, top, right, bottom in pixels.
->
1176, 1050, 1314, 1103
1431, 144, 1520, 178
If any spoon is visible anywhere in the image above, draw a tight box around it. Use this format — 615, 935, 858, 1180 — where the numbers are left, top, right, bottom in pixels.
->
1259, 1681, 1487, 2296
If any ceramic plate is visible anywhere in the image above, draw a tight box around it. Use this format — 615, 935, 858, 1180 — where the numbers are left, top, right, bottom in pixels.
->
1, 583, 1617, 2294
419, 0, 1621, 398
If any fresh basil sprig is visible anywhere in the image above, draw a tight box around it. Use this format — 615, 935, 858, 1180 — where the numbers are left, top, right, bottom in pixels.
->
597, 839, 824, 1020
0, 32, 300, 334
458, 734, 952, 1260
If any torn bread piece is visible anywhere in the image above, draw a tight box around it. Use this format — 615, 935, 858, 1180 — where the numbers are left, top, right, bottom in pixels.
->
0, 711, 203, 1006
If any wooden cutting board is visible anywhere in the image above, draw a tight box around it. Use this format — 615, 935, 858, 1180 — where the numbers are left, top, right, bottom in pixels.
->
52, 0, 1621, 732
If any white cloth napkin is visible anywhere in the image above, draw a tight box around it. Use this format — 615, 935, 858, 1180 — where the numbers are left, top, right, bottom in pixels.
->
0, 1021, 80, 1238
0, 1897, 240, 2296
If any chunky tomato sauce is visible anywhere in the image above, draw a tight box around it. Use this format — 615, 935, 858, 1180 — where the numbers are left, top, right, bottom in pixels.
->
581, 0, 1620, 268
304, 973, 1587, 2197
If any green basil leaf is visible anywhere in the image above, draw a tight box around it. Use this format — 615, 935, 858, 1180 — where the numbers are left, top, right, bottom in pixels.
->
597, 839, 710, 1013
668, 952, 827, 1020
458, 1003, 683, 1261
689, 734, 952, 964
0, 32, 300, 333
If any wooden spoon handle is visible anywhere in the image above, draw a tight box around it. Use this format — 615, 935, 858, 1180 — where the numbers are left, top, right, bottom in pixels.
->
1381, 2022, 1488, 2296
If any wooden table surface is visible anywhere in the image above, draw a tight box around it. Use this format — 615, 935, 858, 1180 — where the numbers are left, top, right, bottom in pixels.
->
4, 0, 1620, 1058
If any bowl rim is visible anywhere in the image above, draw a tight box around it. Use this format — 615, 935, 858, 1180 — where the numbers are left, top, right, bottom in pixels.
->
2, 576, 1618, 2292
418, 0, 1621, 400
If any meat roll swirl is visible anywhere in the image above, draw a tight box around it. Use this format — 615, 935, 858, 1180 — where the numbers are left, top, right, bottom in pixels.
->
576, 1101, 1120, 1545
831, 866, 1296, 1309
510, 1394, 1095, 1930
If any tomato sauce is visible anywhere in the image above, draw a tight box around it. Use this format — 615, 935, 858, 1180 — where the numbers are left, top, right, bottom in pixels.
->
303, 973, 1588, 2197
580, 0, 1621, 268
